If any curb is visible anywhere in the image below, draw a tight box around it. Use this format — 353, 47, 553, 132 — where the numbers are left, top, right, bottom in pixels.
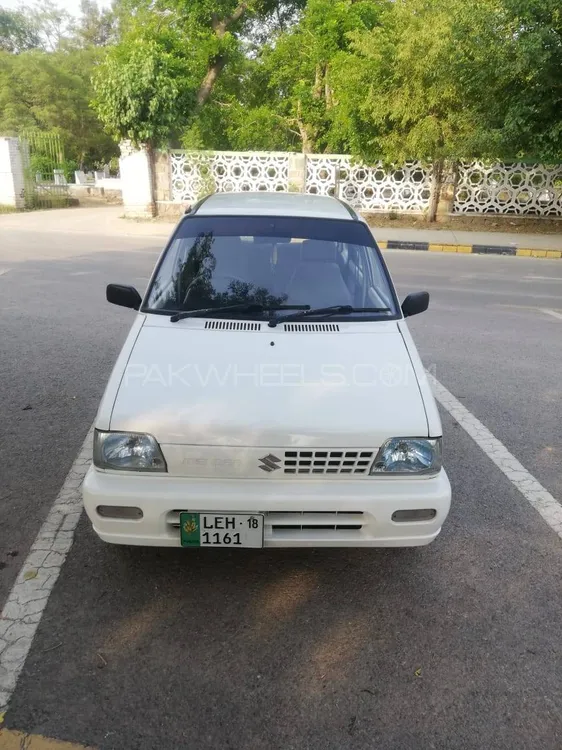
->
378, 240, 562, 259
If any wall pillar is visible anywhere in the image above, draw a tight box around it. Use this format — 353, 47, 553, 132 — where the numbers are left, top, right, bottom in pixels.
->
119, 141, 155, 218
288, 153, 307, 193
0, 137, 26, 208
154, 151, 171, 203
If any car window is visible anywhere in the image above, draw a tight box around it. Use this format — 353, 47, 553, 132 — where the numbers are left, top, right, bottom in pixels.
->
144, 216, 398, 319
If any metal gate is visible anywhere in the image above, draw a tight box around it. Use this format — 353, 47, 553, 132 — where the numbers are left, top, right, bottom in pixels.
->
20, 131, 70, 208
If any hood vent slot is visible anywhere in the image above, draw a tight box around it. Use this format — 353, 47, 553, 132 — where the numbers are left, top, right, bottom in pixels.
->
204, 320, 261, 331
284, 323, 340, 333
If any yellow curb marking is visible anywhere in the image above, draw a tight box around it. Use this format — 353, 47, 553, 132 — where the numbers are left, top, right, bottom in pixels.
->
517, 249, 561, 258
384, 243, 560, 257
0, 729, 94, 749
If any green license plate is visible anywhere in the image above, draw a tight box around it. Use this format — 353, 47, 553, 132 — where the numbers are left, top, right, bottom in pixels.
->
180, 513, 264, 548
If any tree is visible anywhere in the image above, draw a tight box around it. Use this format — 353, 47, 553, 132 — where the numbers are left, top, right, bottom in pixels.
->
74, 0, 117, 47
464, 0, 562, 162
225, 0, 384, 153
0, 8, 40, 52
327, 0, 562, 218
29, 0, 74, 51
92, 35, 196, 148
0, 47, 118, 167
92, 0, 306, 149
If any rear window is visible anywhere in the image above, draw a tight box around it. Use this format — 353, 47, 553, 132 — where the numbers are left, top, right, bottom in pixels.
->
144, 216, 399, 319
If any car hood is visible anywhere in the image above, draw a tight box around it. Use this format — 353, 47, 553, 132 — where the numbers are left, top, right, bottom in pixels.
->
108, 318, 429, 447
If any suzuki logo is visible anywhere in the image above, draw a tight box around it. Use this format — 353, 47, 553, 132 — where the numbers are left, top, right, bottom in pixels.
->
259, 454, 281, 472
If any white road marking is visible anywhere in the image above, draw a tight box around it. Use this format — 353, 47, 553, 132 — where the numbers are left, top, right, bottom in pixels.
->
0, 269, 10, 277
494, 304, 562, 318
0, 428, 93, 712
541, 308, 562, 321
524, 276, 562, 282
430, 375, 562, 541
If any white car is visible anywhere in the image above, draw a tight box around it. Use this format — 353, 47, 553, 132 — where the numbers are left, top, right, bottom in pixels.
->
83, 192, 451, 548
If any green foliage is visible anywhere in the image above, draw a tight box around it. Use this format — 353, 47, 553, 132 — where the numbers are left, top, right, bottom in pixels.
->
0, 8, 40, 52
330, 0, 562, 164
29, 153, 56, 179
230, 0, 384, 153
76, 0, 116, 47
92, 34, 195, 147
91, 0, 307, 149
0, 46, 119, 167
1, 0, 560, 167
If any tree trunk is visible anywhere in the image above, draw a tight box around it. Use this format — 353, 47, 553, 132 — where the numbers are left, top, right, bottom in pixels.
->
299, 125, 313, 154
428, 158, 444, 223
296, 100, 313, 153
196, 56, 226, 107
146, 142, 157, 217
325, 65, 333, 109
313, 64, 324, 99
195, 2, 248, 108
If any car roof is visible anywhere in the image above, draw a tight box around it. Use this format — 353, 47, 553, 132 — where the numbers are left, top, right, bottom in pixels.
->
192, 191, 358, 220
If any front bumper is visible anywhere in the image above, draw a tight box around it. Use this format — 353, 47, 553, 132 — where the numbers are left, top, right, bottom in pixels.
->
83, 467, 452, 548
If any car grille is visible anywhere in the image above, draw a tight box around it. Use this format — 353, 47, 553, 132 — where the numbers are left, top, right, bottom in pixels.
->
283, 450, 374, 475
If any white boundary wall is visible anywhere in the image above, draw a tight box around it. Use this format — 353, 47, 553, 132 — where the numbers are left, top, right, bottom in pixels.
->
168, 150, 432, 213
119, 145, 562, 218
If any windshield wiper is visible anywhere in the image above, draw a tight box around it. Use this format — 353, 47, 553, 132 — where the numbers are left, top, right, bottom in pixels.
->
170, 303, 308, 323
268, 305, 391, 328
170, 303, 265, 323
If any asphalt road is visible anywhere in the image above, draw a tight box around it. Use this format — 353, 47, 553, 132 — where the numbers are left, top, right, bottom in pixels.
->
0, 210, 561, 749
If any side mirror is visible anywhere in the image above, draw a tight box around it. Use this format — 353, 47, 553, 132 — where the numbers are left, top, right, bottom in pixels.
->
106, 284, 142, 310
401, 291, 429, 318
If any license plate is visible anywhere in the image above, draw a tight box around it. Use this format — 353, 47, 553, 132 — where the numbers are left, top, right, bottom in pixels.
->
180, 513, 264, 548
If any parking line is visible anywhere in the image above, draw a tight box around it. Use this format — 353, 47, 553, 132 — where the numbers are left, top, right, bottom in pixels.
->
0, 428, 93, 713
0, 729, 94, 749
430, 376, 562, 541
541, 308, 562, 321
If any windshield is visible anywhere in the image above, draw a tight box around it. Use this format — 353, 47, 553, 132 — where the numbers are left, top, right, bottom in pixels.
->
144, 216, 399, 319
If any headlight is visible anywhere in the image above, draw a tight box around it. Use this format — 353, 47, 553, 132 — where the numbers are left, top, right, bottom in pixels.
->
93, 430, 167, 472
370, 438, 442, 475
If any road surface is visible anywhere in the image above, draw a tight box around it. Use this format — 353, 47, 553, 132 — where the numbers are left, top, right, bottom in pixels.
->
0, 208, 561, 749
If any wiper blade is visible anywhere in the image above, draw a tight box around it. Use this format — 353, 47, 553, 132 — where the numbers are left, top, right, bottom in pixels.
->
170, 303, 264, 323
268, 305, 391, 327
170, 304, 308, 323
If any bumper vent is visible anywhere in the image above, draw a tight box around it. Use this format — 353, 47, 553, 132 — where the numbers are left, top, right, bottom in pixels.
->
204, 320, 261, 331
283, 450, 374, 475
266, 511, 364, 531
